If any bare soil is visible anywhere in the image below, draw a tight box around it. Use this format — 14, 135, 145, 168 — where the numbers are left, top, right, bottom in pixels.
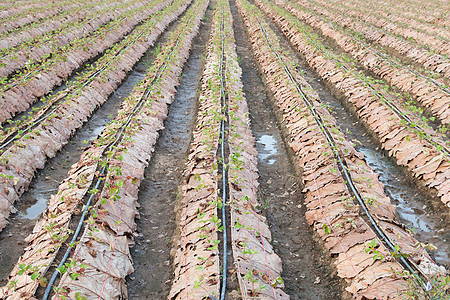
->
126, 3, 214, 297
0, 8, 184, 285
248, 2, 450, 268
1, 0, 448, 298
230, 1, 343, 298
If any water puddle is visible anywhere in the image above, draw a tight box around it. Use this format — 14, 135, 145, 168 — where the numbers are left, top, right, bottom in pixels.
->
360, 147, 449, 266
0, 14, 166, 284
17, 188, 57, 219
257, 134, 278, 164
12, 60, 150, 221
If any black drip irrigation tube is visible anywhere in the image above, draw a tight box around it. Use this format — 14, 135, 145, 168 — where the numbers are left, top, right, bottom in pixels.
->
328, 3, 449, 63
287, 9, 450, 157
352, 31, 450, 95
253, 11, 431, 293
292, 0, 450, 96
41, 9, 195, 297
0, 6, 122, 62
0, 15, 154, 153
1, 16, 129, 92
218, 6, 228, 300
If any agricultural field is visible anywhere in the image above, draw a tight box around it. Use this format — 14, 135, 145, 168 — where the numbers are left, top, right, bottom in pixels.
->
0, 0, 448, 298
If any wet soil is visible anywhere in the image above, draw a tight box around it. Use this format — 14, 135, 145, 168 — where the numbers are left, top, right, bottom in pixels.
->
0, 1, 448, 298
284, 5, 448, 136
323, 103, 450, 267
0, 16, 181, 285
126, 3, 214, 298
302, 0, 450, 88
230, 1, 343, 298
34, 5, 203, 297
4, 69, 83, 132
0, 78, 125, 284
252, 3, 450, 267
1, 3, 169, 131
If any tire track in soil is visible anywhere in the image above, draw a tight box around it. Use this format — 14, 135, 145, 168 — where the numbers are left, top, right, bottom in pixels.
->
126, 3, 214, 298
251, 0, 450, 268
0, 8, 194, 284
230, 1, 342, 298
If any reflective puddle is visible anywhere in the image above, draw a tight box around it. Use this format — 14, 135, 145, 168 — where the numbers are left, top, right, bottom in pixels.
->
257, 134, 278, 165
360, 147, 449, 266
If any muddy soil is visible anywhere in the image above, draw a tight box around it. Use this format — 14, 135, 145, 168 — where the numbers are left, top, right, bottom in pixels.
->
230, 1, 343, 298
0, 80, 126, 284
251, 3, 450, 267
126, 3, 214, 298
303, 15, 449, 135
2, 6, 172, 131
0, 19, 179, 285
323, 103, 450, 267
4, 67, 88, 132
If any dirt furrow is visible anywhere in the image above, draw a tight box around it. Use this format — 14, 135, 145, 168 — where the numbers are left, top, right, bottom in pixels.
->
0, 1, 46, 18
336, 0, 449, 39
169, 1, 291, 298
0, 0, 170, 123
237, 0, 447, 298
298, 0, 450, 80
0, 0, 86, 35
278, 0, 450, 126
0, 1, 448, 299
0, 0, 144, 78
262, 0, 450, 270
327, 0, 450, 56
0, 0, 192, 235
260, 0, 450, 272
0, 0, 111, 50
379, 0, 448, 20
127, 2, 214, 298
223, 0, 289, 297
230, 0, 342, 298
309, 0, 450, 57
257, 0, 450, 209
372, 1, 450, 29
0, 14, 184, 285
0, 0, 208, 297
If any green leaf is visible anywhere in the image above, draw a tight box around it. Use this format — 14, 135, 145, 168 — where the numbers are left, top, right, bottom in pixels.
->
31, 272, 39, 281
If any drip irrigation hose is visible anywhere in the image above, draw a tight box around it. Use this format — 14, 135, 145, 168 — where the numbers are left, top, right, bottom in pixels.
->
290, 0, 450, 95
351, 29, 450, 95
280, 4, 450, 157
253, 11, 430, 292
42, 83, 151, 299
219, 6, 228, 300
2, 16, 129, 92
329, 2, 449, 62
0, 13, 158, 153
41, 9, 194, 297
42, 165, 106, 300
0, 1, 125, 61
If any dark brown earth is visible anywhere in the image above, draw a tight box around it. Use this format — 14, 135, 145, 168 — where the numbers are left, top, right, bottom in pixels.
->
0, 0, 448, 297
0, 5, 190, 285
230, 1, 343, 298
0, 63, 130, 284
126, 2, 214, 298
238, 0, 450, 269
255, 3, 450, 267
